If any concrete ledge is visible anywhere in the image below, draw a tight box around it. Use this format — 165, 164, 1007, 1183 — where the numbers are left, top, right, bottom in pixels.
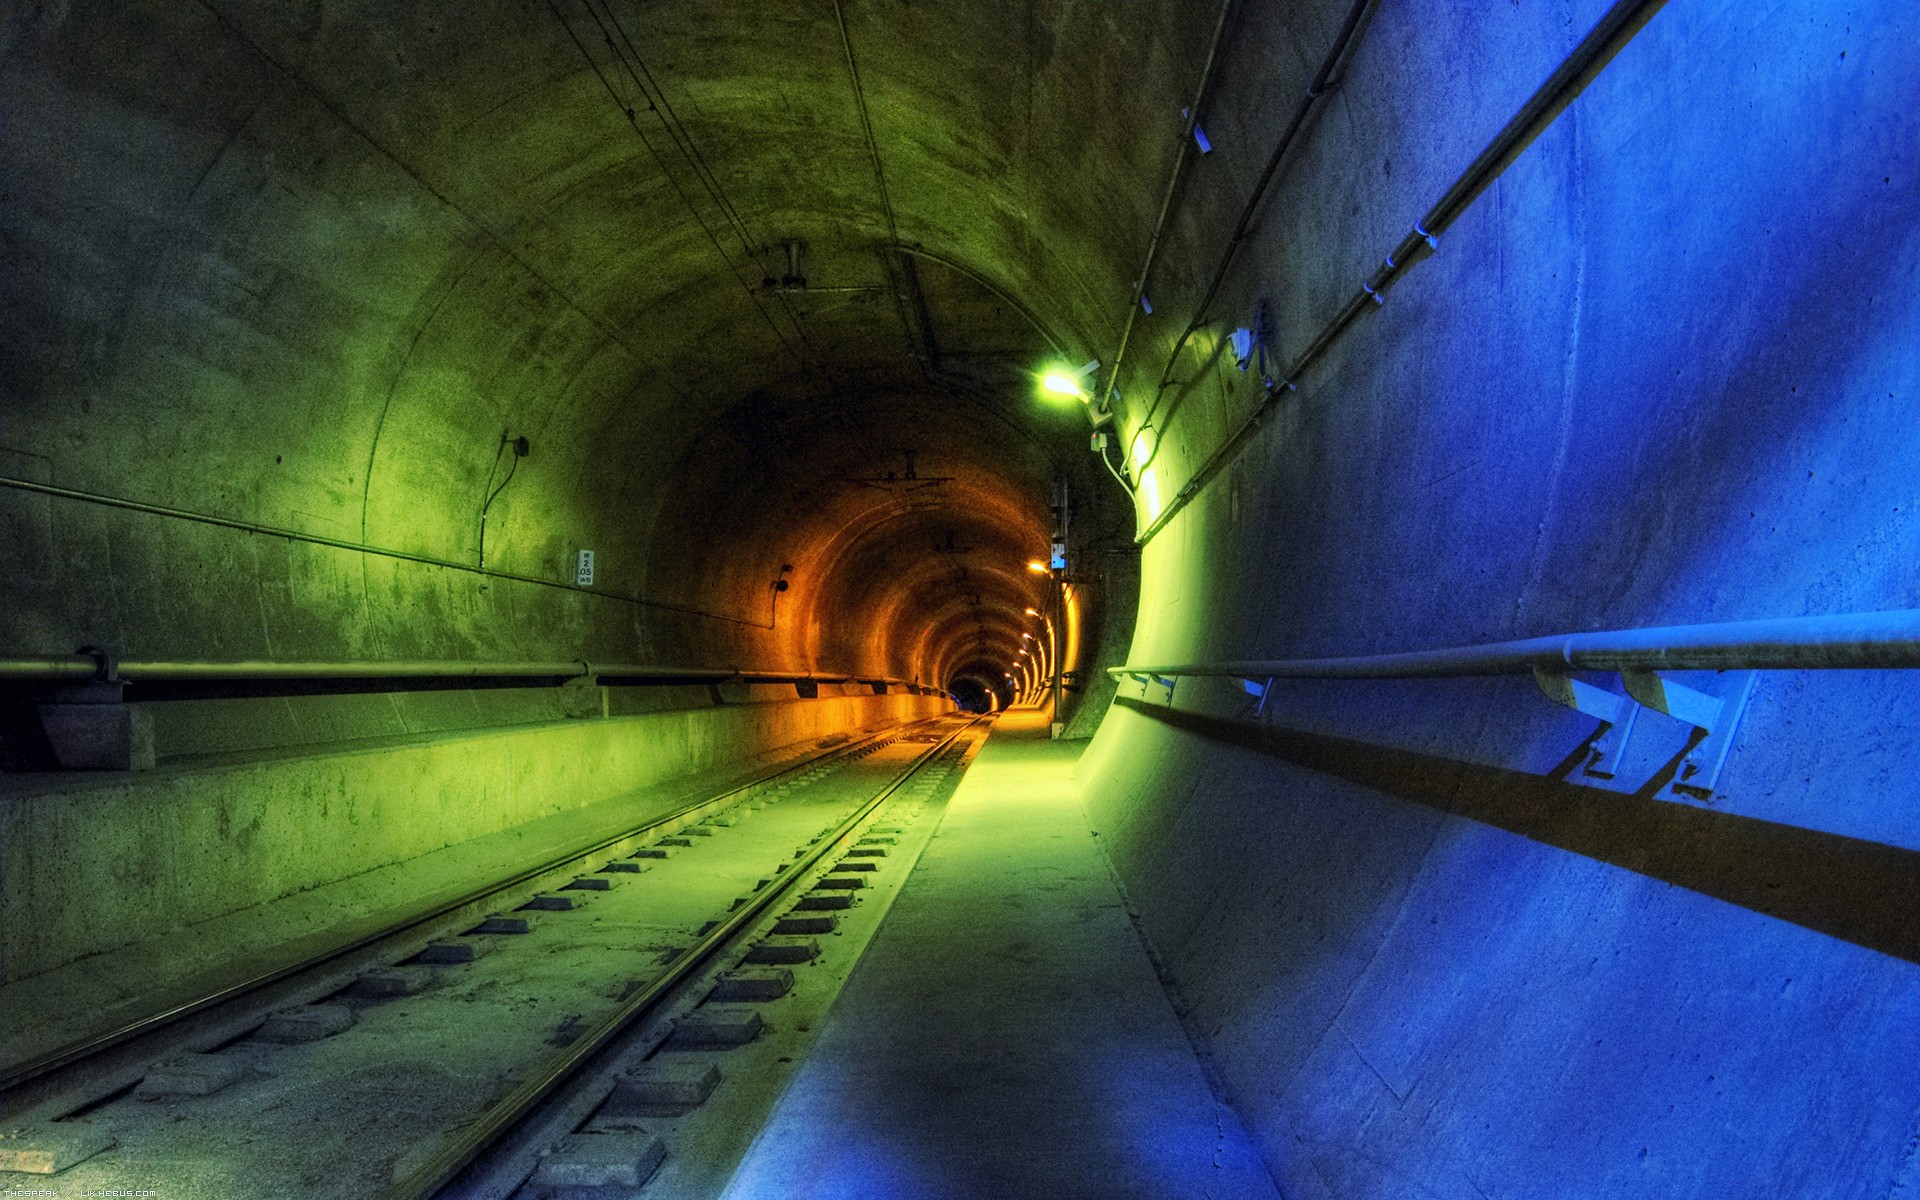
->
256, 1003, 354, 1043
667, 1006, 764, 1049
530, 1131, 667, 1190
0, 701, 943, 1083
468, 914, 531, 934
773, 914, 837, 935
0, 1125, 115, 1175
710, 969, 794, 1001
607, 1060, 722, 1111
349, 967, 434, 998
795, 893, 854, 911
2, 694, 944, 989
411, 939, 489, 965
519, 893, 587, 912
745, 938, 820, 964
136, 1052, 245, 1099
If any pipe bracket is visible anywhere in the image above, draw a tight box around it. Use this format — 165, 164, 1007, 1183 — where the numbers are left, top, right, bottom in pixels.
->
1666, 671, 1759, 801
1621, 669, 1723, 731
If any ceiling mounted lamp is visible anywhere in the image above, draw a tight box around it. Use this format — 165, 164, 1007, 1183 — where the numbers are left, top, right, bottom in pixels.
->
1037, 359, 1100, 403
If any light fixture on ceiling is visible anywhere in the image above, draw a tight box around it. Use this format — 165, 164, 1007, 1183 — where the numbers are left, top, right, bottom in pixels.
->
1038, 359, 1101, 403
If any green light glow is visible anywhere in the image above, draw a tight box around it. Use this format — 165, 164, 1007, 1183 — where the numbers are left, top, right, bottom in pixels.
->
1132, 428, 1155, 468
1139, 467, 1162, 521
1037, 358, 1099, 403
1041, 371, 1083, 399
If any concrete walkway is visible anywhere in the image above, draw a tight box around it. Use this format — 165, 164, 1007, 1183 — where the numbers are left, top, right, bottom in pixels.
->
720, 711, 1280, 1199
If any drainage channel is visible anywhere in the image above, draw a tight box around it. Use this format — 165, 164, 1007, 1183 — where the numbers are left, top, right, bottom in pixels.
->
0, 716, 988, 1200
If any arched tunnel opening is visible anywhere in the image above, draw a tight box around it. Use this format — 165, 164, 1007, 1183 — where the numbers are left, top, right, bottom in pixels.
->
1, 2, 1915, 1197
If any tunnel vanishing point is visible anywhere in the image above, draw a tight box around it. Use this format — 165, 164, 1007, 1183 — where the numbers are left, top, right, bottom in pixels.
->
1, 1, 1916, 1197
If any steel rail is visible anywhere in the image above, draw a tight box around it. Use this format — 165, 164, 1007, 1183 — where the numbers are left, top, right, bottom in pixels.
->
1110, 610, 1920, 682
1135, 0, 1668, 546
387, 716, 986, 1200
0, 655, 921, 693
0, 716, 945, 1093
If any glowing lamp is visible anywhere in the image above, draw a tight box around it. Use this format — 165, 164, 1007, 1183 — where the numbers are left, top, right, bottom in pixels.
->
1026, 560, 1050, 574
1036, 358, 1100, 403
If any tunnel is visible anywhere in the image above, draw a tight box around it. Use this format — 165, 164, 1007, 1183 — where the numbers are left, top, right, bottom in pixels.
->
1, 1, 1916, 1196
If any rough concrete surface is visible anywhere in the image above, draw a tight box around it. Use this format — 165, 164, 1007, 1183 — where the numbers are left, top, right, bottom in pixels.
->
1, 1, 1913, 1195
26, 739, 940, 1200
722, 712, 1280, 1199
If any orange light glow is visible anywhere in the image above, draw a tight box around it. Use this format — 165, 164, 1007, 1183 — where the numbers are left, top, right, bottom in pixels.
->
1026, 560, 1049, 574
1062, 582, 1082, 684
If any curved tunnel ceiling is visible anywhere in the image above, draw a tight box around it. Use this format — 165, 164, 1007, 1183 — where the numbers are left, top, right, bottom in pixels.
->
0, 0, 1209, 689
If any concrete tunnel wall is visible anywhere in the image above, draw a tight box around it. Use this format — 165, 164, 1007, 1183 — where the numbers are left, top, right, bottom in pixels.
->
2, 0, 1130, 1008
0, 0, 1151, 684
1, 688, 941, 989
1, 0, 1916, 1195
1079, 3, 1919, 1198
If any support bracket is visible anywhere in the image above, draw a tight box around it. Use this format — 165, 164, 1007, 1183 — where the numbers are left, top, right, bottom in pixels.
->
1662, 670, 1758, 800
39, 645, 153, 770
1621, 669, 1724, 732
1535, 667, 1758, 799
1533, 668, 1631, 724
1532, 668, 1639, 779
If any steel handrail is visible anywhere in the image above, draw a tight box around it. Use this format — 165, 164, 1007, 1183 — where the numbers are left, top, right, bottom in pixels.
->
1135, 0, 1669, 546
0, 655, 922, 692
1110, 609, 1920, 681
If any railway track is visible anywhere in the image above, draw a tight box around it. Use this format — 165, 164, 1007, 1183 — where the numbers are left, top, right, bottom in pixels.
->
0, 714, 990, 1198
